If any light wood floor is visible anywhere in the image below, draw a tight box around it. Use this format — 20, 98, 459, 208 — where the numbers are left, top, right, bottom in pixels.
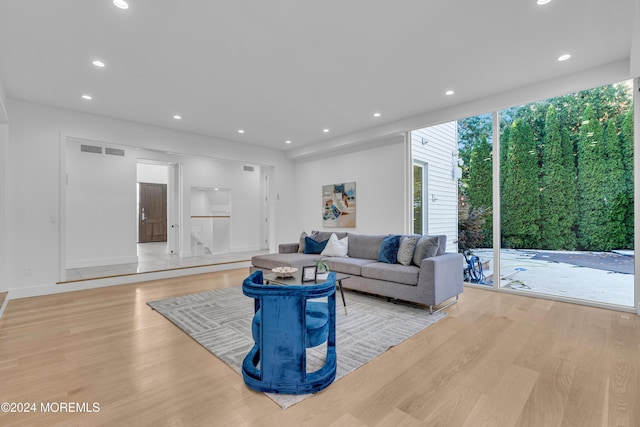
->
1, 269, 638, 427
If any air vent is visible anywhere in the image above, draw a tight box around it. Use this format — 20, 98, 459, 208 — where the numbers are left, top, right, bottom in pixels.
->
81, 144, 102, 154
243, 165, 255, 172
105, 147, 125, 156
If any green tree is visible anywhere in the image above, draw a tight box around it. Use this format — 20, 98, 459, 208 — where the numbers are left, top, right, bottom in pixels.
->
561, 127, 578, 249
603, 119, 627, 250
620, 108, 634, 247
458, 114, 492, 194
540, 106, 577, 249
502, 119, 540, 248
468, 137, 493, 208
621, 108, 634, 193
577, 105, 607, 250
468, 136, 493, 246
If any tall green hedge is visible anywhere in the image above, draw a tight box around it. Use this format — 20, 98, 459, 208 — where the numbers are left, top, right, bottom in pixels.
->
540, 106, 577, 249
502, 119, 540, 248
577, 105, 608, 250
457, 82, 633, 252
468, 136, 493, 246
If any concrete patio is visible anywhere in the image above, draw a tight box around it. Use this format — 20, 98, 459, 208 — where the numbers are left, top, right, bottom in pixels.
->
469, 248, 635, 308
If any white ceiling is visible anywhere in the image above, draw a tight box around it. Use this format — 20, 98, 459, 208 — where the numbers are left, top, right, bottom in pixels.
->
0, 0, 638, 153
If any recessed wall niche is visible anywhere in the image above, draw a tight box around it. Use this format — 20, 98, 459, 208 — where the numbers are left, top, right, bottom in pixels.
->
190, 187, 231, 255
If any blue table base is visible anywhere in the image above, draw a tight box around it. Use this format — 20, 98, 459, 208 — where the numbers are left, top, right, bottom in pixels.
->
241, 271, 337, 394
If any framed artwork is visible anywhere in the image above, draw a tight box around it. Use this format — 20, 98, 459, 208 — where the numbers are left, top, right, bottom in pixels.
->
322, 182, 356, 228
302, 265, 317, 282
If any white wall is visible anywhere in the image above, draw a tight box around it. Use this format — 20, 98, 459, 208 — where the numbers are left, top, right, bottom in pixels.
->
0, 123, 7, 294
0, 75, 7, 123
0, 76, 7, 293
293, 135, 407, 235
5, 99, 296, 297
411, 121, 459, 253
66, 139, 138, 268
137, 163, 168, 184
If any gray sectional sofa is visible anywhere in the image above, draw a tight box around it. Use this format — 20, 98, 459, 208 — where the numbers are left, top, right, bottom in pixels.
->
250, 231, 464, 313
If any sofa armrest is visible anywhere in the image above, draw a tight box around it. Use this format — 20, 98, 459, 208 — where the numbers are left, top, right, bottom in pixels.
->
418, 252, 464, 306
278, 243, 299, 254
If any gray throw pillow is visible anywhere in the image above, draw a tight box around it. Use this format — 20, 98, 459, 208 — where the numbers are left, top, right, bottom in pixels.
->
298, 231, 319, 253
397, 236, 417, 266
413, 235, 439, 266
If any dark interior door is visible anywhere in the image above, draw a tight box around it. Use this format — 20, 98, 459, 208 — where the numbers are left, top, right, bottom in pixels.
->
139, 183, 167, 243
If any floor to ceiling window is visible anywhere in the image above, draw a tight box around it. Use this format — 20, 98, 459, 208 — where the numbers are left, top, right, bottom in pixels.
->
412, 79, 637, 311
497, 80, 634, 308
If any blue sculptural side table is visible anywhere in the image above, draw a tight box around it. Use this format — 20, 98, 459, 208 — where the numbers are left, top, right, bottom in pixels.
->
241, 270, 337, 394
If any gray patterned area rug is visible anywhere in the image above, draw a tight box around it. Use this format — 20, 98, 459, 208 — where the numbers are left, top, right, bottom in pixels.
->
147, 287, 445, 409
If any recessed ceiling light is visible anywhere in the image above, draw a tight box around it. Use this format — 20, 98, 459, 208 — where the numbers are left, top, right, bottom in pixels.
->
238, 129, 245, 134
92, 60, 105, 68
373, 113, 381, 118
173, 115, 182, 120
82, 94, 92, 100
558, 54, 571, 61
113, 0, 129, 9
323, 129, 330, 133
285, 140, 292, 144
445, 90, 455, 96
537, 0, 552, 4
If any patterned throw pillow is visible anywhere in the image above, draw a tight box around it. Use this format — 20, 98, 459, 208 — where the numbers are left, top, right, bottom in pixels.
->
377, 235, 402, 264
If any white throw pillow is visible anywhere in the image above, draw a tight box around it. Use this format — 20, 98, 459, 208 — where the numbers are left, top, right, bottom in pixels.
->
321, 233, 349, 257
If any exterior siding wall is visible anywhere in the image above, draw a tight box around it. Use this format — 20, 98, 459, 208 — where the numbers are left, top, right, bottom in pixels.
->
411, 121, 459, 253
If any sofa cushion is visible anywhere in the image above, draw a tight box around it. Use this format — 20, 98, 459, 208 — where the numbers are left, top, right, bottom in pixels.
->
397, 236, 418, 266
413, 235, 440, 266
378, 235, 401, 264
361, 262, 420, 286
324, 257, 376, 276
304, 236, 329, 254
347, 234, 386, 260
252, 253, 318, 270
321, 233, 349, 257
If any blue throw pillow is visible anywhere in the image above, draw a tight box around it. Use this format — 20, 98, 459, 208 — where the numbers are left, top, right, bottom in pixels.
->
304, 236, 329, 254
378, 235, 401, 264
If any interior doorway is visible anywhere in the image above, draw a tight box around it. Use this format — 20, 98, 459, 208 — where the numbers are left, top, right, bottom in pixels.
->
138, 183, 167, 243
